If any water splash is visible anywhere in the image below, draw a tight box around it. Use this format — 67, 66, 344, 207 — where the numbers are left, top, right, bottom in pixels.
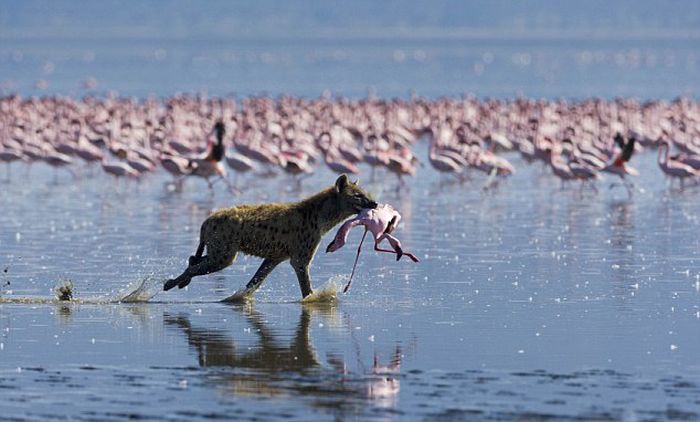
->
112, 275, 161, 303
221, 285, 257, 303
301, 275, 346, 304
54, 279, 74, 301
0, 276, 162, 304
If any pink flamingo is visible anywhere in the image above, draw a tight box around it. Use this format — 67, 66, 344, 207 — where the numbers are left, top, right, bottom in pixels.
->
326, 203, 418, 293
386, 154, 416, 182
42, 146, 75, 178
280, 151, 313, 176
325, 150, 360, 175
101, 160, 140, 178
658, 142, 699, 189
428, 139, 464, 177
225, 151, 257, 173
548, 148, 577, 186
124, 153, 155, 173
0, 147, 23, 180
161, 154, 190, 177
568, 160, 601, 190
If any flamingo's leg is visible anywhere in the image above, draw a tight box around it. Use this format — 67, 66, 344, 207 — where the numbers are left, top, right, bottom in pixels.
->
375, 234, 419, 262
344, 229, 368, 293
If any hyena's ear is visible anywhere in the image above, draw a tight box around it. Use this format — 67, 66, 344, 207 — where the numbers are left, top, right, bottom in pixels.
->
335, 174, 349, 192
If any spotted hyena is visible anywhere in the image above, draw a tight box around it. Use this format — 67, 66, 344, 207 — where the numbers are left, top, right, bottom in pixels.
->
163, 175, 377, 298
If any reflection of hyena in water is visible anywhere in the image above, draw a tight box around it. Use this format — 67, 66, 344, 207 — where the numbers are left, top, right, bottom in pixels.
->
164, 175, 377, 299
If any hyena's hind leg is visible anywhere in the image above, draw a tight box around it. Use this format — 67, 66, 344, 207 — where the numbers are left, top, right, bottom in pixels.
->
164, 249, 237, 291
188, 241, 205, 266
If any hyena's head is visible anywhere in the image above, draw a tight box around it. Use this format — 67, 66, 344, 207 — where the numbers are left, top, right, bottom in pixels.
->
335, 174, 377, 213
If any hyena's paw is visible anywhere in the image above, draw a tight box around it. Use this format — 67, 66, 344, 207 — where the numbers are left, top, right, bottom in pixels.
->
163, 278, 179, 291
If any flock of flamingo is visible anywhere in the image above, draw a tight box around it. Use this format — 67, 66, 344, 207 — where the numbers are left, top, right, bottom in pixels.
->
1, 94, 700, 192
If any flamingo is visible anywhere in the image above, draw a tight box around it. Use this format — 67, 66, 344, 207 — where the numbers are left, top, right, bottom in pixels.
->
326, 204, 418, 293
42, 147, 75, 179
187, 121, 236, 191
101, 160, 140, 178
161, 154, 190, 178
569, 160, 601, 191
386, 154, 416, 183
225, 151, 257, 173
548, 148, 577, 187
602, 133, 638, 195
0, 147, 23, 180
428, 139, 464, 178
279, 151, 313, 177
674, 152, 700, 171
658, 142, 699, 189
324, 150, 359, 175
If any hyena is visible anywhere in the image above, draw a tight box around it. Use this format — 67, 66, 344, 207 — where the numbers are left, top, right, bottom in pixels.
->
163, 175, 377, 298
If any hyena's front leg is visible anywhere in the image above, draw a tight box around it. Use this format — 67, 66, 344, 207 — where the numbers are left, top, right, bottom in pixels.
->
290, 254, 313, 299
245, 258, 284, 291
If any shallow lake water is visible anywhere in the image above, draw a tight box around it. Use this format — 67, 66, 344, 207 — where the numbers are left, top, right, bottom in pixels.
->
2, 147, 700, 420
3, 2, 700, 419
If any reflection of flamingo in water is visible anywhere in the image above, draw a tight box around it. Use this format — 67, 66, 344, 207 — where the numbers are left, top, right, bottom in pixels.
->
163, 304, 402, 410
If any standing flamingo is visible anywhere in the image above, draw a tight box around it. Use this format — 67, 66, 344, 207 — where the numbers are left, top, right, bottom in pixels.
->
658, 142, 699, 189
0, 147, 23, 180
101, 160, 140, 178
325, 149, 360, 175
187, 121, 236, 191
428, 138, 464, 179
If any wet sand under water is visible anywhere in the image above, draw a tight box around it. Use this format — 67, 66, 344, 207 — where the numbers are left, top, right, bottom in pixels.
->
2, 151, 700, 420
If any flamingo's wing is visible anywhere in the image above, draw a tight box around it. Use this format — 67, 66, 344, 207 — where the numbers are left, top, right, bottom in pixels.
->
614, 132, 625, 149
621, 137, 636, 162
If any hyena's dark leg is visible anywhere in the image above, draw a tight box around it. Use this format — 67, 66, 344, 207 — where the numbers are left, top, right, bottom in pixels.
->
188, 241, 206, 267
164, 251, 237, 291
245, 258, 284, 291
290, 256, 313, 299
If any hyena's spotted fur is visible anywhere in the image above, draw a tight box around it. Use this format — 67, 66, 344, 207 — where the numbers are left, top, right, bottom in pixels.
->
164, 175, 377, 298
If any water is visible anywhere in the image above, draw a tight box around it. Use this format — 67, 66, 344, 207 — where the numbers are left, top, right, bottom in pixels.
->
3, 1, 700, 419
2, 1, 700, 98
2, 148, 700, 420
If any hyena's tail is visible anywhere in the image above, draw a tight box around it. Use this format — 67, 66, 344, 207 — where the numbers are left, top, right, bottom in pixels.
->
188, 241, 205, 267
